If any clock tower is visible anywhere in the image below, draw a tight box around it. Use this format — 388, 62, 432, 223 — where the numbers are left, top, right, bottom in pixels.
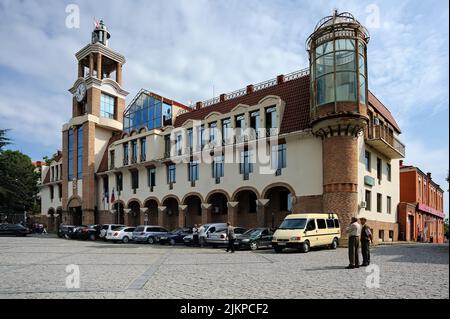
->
62, 20, 129, 225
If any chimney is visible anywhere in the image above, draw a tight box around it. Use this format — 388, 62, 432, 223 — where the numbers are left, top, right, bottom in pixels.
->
195, 101, 203, 110
277, 74, 285, 84
399, 160, 404, 167
220, 94, 226, 102
246, 84, 254, 94
427, 172, 432, 180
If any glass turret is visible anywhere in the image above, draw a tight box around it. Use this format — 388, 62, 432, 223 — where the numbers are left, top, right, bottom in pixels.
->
92, 20, 111, 46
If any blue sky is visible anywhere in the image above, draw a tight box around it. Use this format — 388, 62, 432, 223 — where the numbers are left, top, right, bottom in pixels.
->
0, 0, 448, 215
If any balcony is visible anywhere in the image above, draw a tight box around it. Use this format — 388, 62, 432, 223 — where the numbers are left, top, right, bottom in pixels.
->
366, 125, 405, 159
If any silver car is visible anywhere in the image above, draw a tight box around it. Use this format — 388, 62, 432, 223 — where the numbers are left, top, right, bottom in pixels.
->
132, 225, 169, 244
183, 223, 227, 246
206, 227, 247, 247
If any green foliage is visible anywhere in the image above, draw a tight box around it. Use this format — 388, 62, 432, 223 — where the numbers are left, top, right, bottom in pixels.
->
0, 128, 11, 151
0, 150, 39, 215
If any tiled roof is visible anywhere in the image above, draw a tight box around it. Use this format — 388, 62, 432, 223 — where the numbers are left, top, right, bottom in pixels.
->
368, 91, 401, 133
174, 75, 312, 135
174, 74, 401, 134
97, 134, 123, 173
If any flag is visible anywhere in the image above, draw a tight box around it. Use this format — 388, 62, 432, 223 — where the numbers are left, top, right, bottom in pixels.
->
110, 187, 115, 204
93, 17, 99, 29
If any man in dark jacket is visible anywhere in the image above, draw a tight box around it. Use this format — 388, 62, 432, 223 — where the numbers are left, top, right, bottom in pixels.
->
360, 217, 373, 266
226, 222, 236, 253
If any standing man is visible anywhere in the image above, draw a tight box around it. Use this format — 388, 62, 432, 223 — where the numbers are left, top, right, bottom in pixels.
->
226, 222, 236, 253
192, 224, 199, 246
346, 217, 362, 269
359, 217, 373, 266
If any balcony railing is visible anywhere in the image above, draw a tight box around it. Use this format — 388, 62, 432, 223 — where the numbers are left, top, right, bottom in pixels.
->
366, 125, 405, 159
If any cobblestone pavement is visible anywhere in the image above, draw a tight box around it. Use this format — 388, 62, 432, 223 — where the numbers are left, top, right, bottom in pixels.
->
0, 236, 448, 299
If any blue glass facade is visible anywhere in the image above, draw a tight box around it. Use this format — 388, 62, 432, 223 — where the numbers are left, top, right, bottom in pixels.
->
77, 126, 83, 179
67, 128, 74, 180
124, 93, 173, 132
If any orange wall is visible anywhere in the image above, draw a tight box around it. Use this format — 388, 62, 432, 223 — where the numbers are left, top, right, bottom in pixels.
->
400, 170, 417, 203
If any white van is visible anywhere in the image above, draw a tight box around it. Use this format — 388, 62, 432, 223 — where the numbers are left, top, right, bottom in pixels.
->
272, 213, 341, 253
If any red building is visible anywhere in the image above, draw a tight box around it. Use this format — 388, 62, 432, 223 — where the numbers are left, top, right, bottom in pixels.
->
398, 161, 445, 243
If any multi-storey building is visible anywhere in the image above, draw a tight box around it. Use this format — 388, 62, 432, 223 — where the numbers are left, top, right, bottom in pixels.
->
398, 163, 445, 243
39, 12, 406, 243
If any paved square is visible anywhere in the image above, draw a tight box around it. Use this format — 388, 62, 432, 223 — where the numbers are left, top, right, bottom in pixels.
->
0, 236, 448, 299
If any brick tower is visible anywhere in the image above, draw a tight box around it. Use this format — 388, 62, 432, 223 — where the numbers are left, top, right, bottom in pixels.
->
307, 11, 370, 244
62, 20, 128, 225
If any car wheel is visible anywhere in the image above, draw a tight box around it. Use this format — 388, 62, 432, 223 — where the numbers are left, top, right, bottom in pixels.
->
122, 236, 129, 244
250, 242, 258, 251
301, 241, 310, 253
148, 236, 155, 244
330, 238, 338, 250
274, 246, 283, 253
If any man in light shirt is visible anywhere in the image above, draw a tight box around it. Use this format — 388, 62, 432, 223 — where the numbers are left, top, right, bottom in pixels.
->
346, 217, 362, 269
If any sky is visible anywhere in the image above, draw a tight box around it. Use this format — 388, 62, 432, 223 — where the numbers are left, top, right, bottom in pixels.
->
0, 0, 448, 215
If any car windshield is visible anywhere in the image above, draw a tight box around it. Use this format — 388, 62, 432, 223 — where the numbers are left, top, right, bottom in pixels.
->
115, 227, 126, 231
278, 218, 307, 230
135, 226, 145, 232
244, 229, 262, 236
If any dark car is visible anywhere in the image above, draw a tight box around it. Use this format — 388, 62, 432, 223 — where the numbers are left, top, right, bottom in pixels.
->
236, 228, 274, 250
57, 224, 76, 238
158, 227, 192, 245
77, 225, 102, 241
68, 225, 88, 239
0, 223, 30, 236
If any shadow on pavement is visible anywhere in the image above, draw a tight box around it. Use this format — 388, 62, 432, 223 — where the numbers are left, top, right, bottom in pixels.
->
371, 244, 449, 265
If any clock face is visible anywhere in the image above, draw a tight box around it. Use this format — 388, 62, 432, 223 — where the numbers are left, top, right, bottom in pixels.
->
75, 83, 86, 102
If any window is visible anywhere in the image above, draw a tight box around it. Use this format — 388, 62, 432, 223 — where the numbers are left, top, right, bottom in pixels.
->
209, 122, 218, 146
379, 230, 384, 242
140, 137, 146, 161
222, 118, 231, 145
102, 176, 108, 201
162, 102, 172, 126
175, 134, 182, 156
123, 143, 129, 165
265, 107, 277, 135
240, 150, 254, 180
235, 115, 245, 142
306, 219, 316, 231
67, 128, 74, 180
115, 173, 123, 192
387, 196, 392, 214
58, 184, 62, 200
187, 128, 193, 152
365, 190, 371, 211
77, 126, 83, 179
334, 219, 340, 228
110, 150, 115, 169
164, 135, 171, 157
326, 219, 335, 228
377, 193, 382, 213
250, 111, 260, 138
100, 93, 115, 119
279, 191, 292, 212
167, 164, 176, 184
50, 186, 54, 201
131, 170, 139, 190
377, 158, 382, 180
271, 143, 287, 173
131, 140, 137, 163
147, 167, 156, 189
317, 219, 327, 229
386, 163, 391, 182
123, 94, 162, 132
197, 125, 205, 150
51, 167, 54, 181
212, 155, 224, 180
365, 151, 371, 172
188, 161, 199, 182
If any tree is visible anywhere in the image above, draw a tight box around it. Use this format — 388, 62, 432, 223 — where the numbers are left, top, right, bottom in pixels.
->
0, 128, 11, 152
0, 150, 39, 217
445, 218, 449, 240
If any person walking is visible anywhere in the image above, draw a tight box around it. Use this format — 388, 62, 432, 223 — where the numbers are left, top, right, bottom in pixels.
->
198, 224, 206, 247
225, 222, 236, 253
359, 217, 373, 266
346, 217, 361, 269
192, 224, 199, 246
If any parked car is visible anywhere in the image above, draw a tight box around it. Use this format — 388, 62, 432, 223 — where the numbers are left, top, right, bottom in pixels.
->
132, 225, 169, 244
106, 226, 136, 243
57, 224, 75, 239
99, 224, 125, 240
272, 213, 341, 253
68, 225, 88, 239
157, 227, 192, 245
77, 225, 102, 241
183, 223, 227, 246
0, 223, 30, 236
236, 228, 274, 250
206, 227, 247, 247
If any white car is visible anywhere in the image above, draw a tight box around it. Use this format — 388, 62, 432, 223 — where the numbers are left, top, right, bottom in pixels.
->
106, 226, 136, 243
100, 224, 125, 240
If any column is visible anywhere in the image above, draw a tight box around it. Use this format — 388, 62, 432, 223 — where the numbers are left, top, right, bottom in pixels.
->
124, 208, 131, 225
158, 206, 167, 228
179, 205, 188, 228
140, 208, 147, 225
89, 53, 94, 77
256, 199, 270, 227
78, 62, 84, 78
116, 62, 122, 85
226, 202, 239, 226
82, 209, 95, 225
201, 203, 211, 225
96, 53, 102, 80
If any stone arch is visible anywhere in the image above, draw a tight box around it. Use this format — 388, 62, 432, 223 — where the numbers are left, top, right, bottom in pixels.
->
138, 127, 147, 134
126, 198, 143, 208
162, 196, 180, 230
130, 129, 138, 136
262, 182, 296, 199
205, 189, 230, 203
144, 197, 159, 226
47, 207, 56, 215
161, 194, 181, 205
112, 200, 125, 225
121, 132, 129, 139
143, 196, 161, 207
67, 195, 82, 208
231, 186, 260, 201
182, 192, 204, 204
